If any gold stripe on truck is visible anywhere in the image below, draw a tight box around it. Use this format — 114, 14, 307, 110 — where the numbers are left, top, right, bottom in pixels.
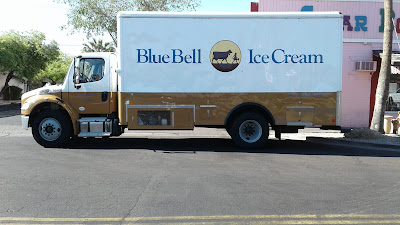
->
118, 92, 337, 129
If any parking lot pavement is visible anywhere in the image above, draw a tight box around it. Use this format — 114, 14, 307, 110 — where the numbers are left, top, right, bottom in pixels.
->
2, 112, 400, 219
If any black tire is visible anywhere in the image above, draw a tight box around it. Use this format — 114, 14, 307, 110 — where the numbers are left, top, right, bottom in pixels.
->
31, 111, 72, 148
229, 112, 269, 149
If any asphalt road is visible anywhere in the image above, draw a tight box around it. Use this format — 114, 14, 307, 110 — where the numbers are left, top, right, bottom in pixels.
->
1, 110, 400, 224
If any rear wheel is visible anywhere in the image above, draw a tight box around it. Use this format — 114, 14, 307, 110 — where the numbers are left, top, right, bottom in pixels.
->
229, 112, 269, 149
32, 111, 72, 148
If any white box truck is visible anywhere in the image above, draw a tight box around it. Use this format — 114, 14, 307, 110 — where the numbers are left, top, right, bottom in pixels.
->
21, 11, 343, 148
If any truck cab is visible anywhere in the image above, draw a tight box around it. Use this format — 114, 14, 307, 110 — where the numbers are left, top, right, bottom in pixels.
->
21, 52, 120, 147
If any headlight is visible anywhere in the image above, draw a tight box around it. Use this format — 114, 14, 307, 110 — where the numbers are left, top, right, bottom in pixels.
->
21, 101, 31, 111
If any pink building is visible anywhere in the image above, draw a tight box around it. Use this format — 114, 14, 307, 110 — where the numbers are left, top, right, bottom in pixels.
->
251, 0, 400, 128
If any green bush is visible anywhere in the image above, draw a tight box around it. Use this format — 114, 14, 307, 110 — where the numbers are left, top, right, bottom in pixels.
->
3, 86, 22, 100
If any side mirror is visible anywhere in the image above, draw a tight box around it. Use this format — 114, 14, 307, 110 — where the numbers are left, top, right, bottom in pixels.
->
74, 72, 80, 85
73, 56, 82, 86
74, 67, 81, 89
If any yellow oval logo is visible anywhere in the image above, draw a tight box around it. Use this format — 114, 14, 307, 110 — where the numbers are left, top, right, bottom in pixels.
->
210, 40, 241, 72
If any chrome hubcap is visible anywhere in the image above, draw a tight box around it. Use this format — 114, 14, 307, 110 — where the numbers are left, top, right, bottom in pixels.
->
239, 120, 262, 143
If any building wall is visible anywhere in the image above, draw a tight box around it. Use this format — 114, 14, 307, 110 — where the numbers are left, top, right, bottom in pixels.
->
0, 72, 27, 99
257, 0, 400, 128
342, 43, 374, 127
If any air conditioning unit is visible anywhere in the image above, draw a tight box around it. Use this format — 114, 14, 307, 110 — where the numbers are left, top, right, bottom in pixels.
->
355, 61, 377, 71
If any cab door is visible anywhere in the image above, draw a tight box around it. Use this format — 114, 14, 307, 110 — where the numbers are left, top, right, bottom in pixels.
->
68, 57, 111, 114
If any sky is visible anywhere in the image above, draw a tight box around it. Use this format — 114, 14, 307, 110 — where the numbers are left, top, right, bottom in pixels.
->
0, 0, 255, 55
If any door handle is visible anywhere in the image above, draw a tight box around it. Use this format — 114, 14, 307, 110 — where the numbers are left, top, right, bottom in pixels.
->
102, 92, 108, 102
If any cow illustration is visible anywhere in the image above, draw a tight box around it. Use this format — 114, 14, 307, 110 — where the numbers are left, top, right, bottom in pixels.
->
212, 50, 232, 64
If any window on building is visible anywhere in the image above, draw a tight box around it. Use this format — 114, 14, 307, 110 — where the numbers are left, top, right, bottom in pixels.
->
386, 68, 400, 112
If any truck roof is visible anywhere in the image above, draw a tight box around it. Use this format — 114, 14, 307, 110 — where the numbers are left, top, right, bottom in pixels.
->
118, 11, 342, 19
78, 52, 115, 57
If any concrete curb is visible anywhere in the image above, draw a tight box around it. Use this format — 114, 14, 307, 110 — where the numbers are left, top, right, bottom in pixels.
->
307, 137, 400, 152
0, 103, 21, 112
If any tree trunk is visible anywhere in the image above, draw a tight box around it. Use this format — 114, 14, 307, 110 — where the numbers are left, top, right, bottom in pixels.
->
370, 0, 393, 133
0, 71, 14, 98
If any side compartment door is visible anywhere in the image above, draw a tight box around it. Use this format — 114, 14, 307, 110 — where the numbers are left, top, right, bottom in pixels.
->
68, 57, 111, 114
286, 106, 314, 126
126, 105, 195, 130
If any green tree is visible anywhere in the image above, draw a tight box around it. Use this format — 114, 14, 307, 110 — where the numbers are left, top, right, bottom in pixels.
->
34, 53, 72, 85
54, 0, 200, 44
0, 31, 59, 97
83, 38, 115, 52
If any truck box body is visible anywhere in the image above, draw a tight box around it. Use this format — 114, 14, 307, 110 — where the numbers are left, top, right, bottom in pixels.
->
21, 12, 343, 148
117, 12, 343, 128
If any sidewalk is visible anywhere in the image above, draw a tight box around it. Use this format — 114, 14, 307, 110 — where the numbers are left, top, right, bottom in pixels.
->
300, 128, 400, 151
306, 134, 400, 151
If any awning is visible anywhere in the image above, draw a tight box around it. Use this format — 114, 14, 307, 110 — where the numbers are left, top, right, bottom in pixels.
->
372, 50, 400, 57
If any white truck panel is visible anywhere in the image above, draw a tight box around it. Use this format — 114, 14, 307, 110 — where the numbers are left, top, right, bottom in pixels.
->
118, 12, 343, 93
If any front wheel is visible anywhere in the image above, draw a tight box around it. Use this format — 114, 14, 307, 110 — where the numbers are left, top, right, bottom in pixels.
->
229, 112, 269, 149
32, 111, 72, 148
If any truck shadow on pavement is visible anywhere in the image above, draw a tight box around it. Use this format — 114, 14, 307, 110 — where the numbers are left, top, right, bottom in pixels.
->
66, 137, 400, 157
0, 109, 20, 118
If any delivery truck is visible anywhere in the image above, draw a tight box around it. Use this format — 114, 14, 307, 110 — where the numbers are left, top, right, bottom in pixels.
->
21, 11, 343, 148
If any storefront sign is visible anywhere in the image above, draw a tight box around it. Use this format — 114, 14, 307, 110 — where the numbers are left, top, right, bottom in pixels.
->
302, 5, 399, 33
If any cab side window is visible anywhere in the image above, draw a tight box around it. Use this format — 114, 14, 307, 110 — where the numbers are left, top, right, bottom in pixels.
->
78, 58, 105, 83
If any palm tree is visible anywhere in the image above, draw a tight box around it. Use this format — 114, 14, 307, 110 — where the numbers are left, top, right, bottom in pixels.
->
370, 0, 393, 132
82, 38, 115, 52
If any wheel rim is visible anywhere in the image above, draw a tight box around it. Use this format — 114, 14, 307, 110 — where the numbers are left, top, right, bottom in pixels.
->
239, 120, 262, 143
38, 118, 62, 141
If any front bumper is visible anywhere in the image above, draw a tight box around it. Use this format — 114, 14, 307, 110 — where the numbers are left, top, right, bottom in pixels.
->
21, 115, 29, 130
